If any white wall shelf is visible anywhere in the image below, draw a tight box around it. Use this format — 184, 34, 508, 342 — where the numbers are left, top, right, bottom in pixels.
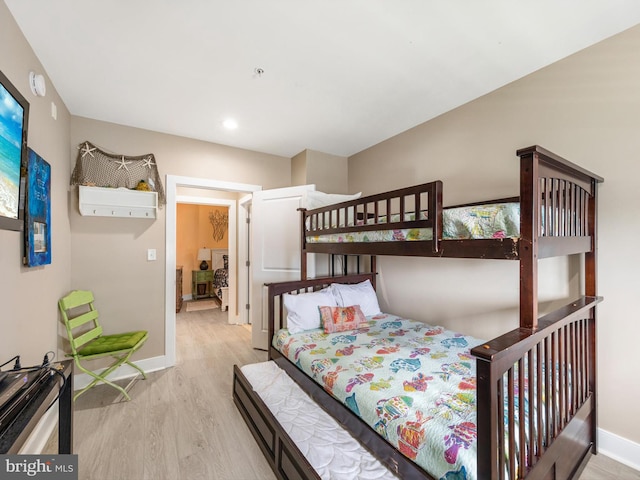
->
79, 185, 158, 218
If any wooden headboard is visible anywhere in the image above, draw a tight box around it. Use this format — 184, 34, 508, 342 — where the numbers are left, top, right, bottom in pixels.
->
266, 273, 376, 360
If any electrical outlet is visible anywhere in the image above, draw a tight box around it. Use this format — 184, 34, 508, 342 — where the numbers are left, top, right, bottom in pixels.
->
147, 249, 156, 261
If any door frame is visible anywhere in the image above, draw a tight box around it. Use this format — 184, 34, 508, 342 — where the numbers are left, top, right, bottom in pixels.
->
165, 175, 260, 367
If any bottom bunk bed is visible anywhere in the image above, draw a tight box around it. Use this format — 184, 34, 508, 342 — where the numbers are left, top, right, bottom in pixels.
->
234, 274, 601, 480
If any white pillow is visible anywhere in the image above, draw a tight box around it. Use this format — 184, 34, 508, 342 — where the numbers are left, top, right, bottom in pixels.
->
330, 279, 381, 317
306, 190, 362, 210
306, 190, 362, 228
283, 289, 338, 334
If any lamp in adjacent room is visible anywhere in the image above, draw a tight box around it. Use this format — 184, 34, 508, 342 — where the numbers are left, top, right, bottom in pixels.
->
197, 248, 211, 270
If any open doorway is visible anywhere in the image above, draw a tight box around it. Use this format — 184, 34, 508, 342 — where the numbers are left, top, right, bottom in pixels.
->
164, 175, 260, 367
177, 199, 232, 313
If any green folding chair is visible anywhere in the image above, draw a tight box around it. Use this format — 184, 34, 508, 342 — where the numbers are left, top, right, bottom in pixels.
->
58, 290, 148, 401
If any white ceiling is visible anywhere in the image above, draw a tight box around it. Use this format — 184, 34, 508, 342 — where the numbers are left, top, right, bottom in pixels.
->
6, 1, 640, 158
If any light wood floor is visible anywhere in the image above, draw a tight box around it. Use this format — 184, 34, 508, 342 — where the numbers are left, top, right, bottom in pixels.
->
65, 306, 274, 480
47, 306, 638, 479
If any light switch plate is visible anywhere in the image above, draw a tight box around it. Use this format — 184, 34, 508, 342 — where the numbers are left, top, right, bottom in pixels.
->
147, 249, 157, 261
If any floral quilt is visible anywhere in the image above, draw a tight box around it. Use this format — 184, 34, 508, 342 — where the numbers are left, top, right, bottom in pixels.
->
273, 314, 486, 479
306, 202, 520, 244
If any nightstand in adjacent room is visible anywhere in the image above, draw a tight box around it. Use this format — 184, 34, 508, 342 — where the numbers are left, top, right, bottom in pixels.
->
192, 270, 215, 300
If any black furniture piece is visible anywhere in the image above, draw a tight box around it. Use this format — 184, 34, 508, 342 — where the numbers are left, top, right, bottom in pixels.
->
0, 360, 73, 454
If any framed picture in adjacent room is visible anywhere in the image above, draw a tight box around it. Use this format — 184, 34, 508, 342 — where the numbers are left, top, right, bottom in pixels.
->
24, 148, 51, 266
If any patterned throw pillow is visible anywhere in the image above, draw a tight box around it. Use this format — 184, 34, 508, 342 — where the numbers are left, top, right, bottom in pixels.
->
283, 289, 337, 334
223, 254, 229, 270
319, 305, 367, 334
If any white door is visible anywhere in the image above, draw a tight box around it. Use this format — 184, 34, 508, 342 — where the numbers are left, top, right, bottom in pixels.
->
251, 185, 315, 350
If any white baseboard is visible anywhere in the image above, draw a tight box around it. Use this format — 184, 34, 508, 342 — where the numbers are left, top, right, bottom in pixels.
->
72, 355, 168, 390
598, 428, 640, 472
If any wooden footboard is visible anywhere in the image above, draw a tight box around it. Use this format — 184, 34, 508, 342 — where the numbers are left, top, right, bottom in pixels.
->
472, 296, 602, 479
217, 286, 229, 311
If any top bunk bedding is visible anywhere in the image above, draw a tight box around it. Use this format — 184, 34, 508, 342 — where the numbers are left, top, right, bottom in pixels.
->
306, 201, 521, 243
301, 146, 603, 260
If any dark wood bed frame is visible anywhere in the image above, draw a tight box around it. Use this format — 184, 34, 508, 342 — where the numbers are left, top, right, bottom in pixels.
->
233, 146, 604, 480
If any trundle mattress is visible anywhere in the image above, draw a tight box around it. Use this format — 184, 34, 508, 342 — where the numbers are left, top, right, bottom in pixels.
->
241, 361, 399, 480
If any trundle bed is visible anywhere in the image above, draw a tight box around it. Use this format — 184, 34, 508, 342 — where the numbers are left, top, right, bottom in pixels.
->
233, 146, 603, 479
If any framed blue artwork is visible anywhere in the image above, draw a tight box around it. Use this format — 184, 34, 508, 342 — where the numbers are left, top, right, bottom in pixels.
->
24, 148, 51, 267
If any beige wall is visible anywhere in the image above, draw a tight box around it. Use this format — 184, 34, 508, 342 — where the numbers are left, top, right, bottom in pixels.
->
349, 25, 640, 445
290, 148, 349, 193
291, 150, 307, 187
69, 117, 291, 360
0, 1, 72, 367
305, 150, 349, 193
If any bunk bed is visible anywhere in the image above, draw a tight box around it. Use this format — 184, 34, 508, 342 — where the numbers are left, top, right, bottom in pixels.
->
233, 145, 603, 480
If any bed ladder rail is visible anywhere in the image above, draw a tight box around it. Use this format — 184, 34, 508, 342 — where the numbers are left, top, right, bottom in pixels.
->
472, 295, 602, 479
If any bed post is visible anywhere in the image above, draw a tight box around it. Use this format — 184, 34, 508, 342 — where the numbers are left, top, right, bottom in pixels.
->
518, 148, 540, 330
585, 176, 598, 300
300, 208, 308, 280
431, 180, 443, 253
474, 355, 497, 479
370, 256, 377, 289
586, 175, 599, 454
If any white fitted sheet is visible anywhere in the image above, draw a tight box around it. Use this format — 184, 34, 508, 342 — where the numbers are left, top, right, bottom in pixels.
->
241, 361, 399, 480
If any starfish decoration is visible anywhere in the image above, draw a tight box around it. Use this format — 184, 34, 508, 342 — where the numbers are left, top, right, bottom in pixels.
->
114, 156, 132, 171
141, 156, 156, 169
80, 142, 96, 158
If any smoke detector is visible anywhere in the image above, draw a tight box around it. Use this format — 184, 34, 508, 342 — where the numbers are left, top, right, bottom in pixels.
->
29, 71, 46, 97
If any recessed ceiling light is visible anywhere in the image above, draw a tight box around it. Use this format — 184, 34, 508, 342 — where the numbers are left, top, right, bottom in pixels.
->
223, 118, 238, 130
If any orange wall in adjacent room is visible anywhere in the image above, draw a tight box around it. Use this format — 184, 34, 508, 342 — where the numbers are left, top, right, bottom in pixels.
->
176, 204, 229, 295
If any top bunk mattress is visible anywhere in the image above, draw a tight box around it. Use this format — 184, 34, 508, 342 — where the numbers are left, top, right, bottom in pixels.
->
306, 202, 520, 244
